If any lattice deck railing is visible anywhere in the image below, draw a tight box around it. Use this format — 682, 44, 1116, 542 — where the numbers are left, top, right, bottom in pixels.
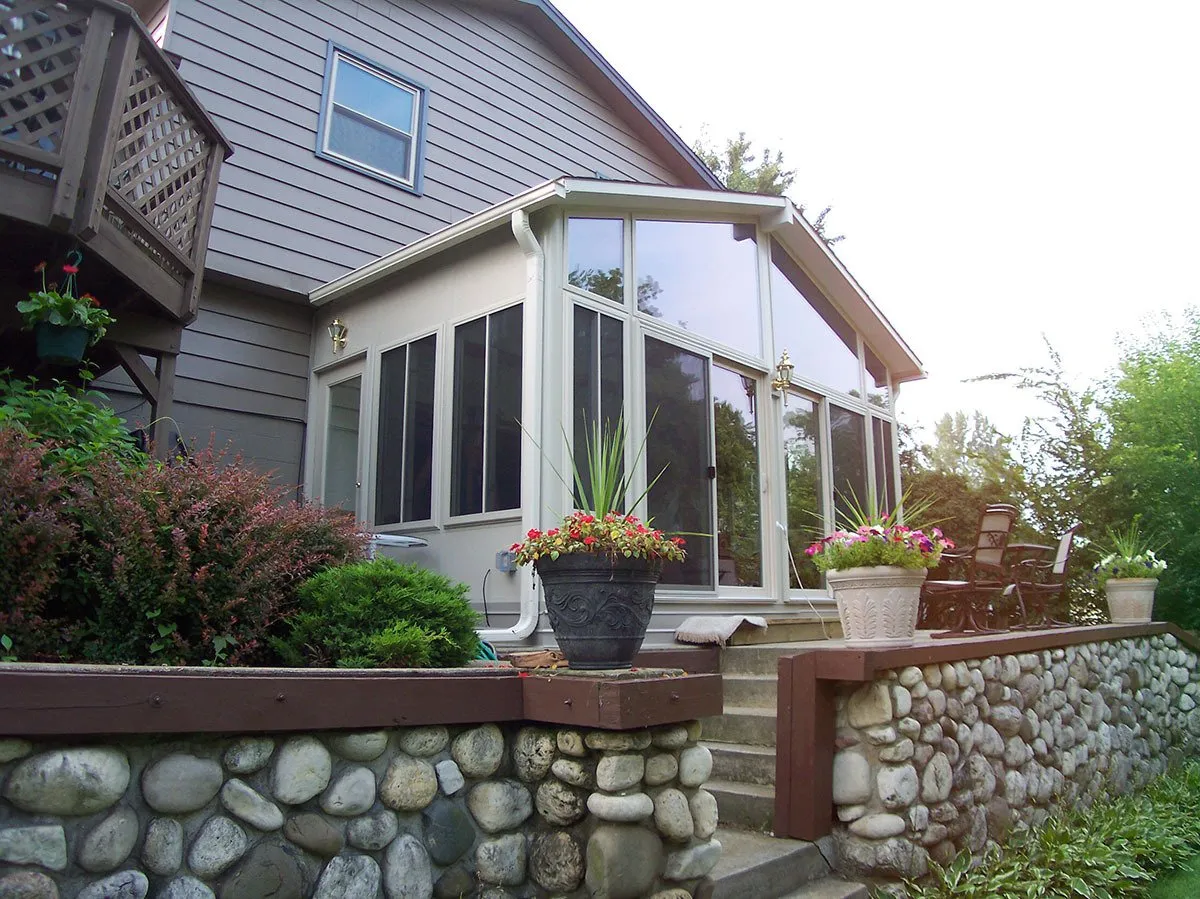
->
0, 0, 229, 318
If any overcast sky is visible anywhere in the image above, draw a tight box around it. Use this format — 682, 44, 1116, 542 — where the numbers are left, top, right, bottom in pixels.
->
555, 0, 1200, 437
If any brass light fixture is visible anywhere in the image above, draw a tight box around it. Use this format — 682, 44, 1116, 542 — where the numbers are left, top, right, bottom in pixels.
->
771, 349, 795, 404
328, 318, 348, 353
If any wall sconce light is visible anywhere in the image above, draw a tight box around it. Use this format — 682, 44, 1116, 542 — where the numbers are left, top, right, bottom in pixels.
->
328, 318, 348, 353
771, 349, 795, 404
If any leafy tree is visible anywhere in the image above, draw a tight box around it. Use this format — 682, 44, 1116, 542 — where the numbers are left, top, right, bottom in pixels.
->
1105, 308, 1200, 627
692, 130, 845, 245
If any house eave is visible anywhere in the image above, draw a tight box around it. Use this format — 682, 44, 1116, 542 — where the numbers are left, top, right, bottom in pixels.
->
310, 178, 925, 385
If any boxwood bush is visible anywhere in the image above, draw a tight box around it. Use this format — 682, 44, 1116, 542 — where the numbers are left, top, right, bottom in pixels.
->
273, 558, 480, 668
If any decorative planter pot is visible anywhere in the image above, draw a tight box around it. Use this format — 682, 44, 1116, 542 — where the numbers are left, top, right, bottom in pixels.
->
534, 553, 661, 670
1106, 578, 1158, 623
34, 321, 90, 365
827, 565, 928, 648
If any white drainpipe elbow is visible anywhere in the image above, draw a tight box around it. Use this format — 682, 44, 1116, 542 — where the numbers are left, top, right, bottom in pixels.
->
476, 209, 544, 644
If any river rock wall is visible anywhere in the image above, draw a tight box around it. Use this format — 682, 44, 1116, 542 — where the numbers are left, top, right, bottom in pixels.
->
0, 721, 719, 899
830, 632, 1200, 882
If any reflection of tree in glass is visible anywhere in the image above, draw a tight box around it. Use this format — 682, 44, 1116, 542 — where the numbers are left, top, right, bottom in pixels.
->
783, 405, 823, 588
714, 399, 760, 586
568, 266, 663, 318
645, 340, 712, 586
829, 406, 866, 526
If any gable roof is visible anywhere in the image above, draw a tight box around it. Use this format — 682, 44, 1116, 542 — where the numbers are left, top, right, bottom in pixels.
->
472, 0, 723, 190
311, 177, 926, 384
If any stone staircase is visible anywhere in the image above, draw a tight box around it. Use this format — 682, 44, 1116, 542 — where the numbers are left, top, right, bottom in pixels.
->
696, 619, 868, 898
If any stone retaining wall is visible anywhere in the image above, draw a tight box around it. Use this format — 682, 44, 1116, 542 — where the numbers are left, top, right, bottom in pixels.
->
830, 632, 1200, 883
0, 722, 720, 899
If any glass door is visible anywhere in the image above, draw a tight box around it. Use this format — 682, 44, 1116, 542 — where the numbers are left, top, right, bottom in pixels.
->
644, 336, 713, 587
319, 364, 365, 516
782, 391, 825, 589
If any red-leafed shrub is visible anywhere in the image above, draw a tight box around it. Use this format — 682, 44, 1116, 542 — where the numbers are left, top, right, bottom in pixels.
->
0, 427, 368, 665
0, 429, 74, 659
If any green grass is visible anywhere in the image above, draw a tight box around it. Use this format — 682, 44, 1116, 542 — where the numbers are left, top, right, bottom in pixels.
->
1150, 855, 1200, 899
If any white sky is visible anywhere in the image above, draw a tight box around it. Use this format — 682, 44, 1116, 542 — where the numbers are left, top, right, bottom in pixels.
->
554, 0, 1200, 437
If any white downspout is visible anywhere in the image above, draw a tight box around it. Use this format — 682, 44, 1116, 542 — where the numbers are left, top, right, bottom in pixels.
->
476, 209, 544, 643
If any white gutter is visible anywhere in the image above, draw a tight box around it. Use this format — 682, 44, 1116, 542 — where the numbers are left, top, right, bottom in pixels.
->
476, 208, 545, 644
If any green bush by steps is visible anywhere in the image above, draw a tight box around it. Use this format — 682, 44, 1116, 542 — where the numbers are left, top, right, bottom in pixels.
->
898, 763, 1200, 899
273, 558, 480, 668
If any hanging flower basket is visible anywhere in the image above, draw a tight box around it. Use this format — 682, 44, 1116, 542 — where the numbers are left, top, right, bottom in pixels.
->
17, 256, 114, 365
34, 321, 91, 365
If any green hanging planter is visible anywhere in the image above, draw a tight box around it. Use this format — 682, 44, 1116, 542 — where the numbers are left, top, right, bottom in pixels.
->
34, 321, 91, 365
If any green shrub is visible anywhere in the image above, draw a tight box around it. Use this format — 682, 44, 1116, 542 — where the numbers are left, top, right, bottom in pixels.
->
0, 427, 367, 665
274, 558, 479, 668
0, 372, 146, 473
900, 763, 1200, 899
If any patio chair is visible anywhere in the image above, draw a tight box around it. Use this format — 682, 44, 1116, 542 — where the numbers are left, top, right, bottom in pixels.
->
1007, 523, 1081, 629
920, 503, 1019, 637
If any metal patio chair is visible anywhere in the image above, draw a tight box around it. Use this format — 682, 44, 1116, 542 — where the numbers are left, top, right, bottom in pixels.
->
1007, 523, 1081, 629
920, 503, 1019, 637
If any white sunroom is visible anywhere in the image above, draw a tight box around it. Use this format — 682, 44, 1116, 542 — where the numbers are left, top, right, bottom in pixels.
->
304, 178, 924, 648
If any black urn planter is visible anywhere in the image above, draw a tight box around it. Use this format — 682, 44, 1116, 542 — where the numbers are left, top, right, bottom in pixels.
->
534, 553, 662, 670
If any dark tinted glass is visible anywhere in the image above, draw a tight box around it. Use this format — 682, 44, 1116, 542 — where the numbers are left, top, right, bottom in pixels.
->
713, 366, 761, 586
573, 308, 626, 508
873, 417, 896, 514
783, 395, 823, 588
451, 318, 487, 515
375, 345, 407, 524
403, 335, 436, 521
645, 337, 712, 587
830, 405, 867, 525
485, 306, 523, 512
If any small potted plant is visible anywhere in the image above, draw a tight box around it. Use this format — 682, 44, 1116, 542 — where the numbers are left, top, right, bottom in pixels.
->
1095, 521, 1166, 624
510, 416, 685, 670
806, 497, 953, 647
18, 253, 115, 365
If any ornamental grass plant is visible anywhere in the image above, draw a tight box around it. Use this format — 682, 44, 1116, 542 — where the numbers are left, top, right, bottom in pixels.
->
511, 413, 687, 566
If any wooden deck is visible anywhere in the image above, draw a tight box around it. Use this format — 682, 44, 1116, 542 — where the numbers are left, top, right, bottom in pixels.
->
1, 0, 229, 323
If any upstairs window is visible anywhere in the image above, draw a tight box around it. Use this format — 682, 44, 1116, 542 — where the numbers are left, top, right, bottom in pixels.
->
318, 46, 426, 192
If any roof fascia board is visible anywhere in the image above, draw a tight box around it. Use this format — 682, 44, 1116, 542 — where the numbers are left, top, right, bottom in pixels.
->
503, 0, 723, 190
310, 180, 565, 306
559, 178, 786, 214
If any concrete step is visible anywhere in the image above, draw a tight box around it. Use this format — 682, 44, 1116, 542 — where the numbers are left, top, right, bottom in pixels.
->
706, 740, 776, 786
707, 778, 776, 833
720, 642, 813, 676
779, 878, 871, 899
698, 827, 830, 899
721, 673, 778, 709
729, 617, 843, 645
700, 706, 777, 746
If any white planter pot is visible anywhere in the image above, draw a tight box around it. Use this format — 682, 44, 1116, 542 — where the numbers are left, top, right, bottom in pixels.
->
826, 566, 928, 647
1105, 578, 1158, 624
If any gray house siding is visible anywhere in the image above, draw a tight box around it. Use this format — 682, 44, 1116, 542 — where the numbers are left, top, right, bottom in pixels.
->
96, 284, 313, 487
165, 0, 691, 296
